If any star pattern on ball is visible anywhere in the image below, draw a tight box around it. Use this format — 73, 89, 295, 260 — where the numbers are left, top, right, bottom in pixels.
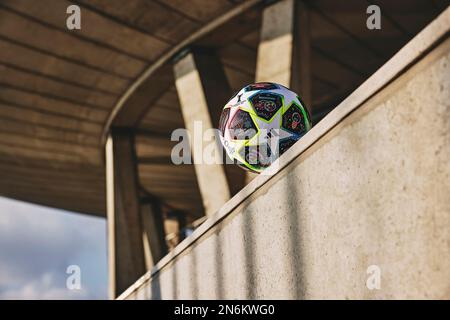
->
248, 110, 296, 148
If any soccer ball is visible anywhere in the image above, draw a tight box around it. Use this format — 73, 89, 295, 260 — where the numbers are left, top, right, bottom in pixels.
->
218, 82, 312, 173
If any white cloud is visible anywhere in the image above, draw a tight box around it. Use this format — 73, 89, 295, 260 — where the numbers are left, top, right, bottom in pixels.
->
0, 197, 107, 300
0, 272, 91, 300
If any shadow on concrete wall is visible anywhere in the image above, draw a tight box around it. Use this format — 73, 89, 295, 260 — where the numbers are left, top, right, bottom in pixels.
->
154, 167, 308, 299
242, 203, 257, 299
189, 244, 199, 299
150, 272, 162, 299
213, 232, 225, 299
238, 170, 306, 299
285, 170, 306, 299
171, 257, 178, 299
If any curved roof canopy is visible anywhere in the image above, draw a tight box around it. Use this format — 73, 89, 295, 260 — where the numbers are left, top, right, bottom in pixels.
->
0, 0, 444, 217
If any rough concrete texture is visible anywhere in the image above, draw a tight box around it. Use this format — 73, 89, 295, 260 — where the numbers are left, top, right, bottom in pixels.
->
127, 39, 450, 300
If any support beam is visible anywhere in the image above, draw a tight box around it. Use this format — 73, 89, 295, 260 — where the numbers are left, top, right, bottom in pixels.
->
174, 48, 243, 216
292, 0, 311, 108
256, 0, 312, 109
105, 129, 146, 299
164, 211, 188, 249
176, 212, 188, 242
141, 200, 168, 270
248, 0, 312, 183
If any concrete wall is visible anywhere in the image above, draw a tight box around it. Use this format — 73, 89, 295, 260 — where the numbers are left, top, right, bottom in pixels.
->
120, 13, 450, 300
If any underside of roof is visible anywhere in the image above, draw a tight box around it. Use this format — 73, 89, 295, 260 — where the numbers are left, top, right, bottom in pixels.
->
0, 0, 446, 217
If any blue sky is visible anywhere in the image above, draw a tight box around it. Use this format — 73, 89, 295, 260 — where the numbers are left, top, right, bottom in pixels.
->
0, 196, 107, 299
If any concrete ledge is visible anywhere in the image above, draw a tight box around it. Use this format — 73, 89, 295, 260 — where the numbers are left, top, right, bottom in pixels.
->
118, 7, 450, 300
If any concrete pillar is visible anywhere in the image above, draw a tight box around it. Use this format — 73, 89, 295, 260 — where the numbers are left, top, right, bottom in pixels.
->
141, 199, 168, 270
248, 0, 312, 183
164, 211, 189, 249
174, 48, 240, 216
176, 212, 188, 242
256, 0, 311, 108
105, 129, 146, 298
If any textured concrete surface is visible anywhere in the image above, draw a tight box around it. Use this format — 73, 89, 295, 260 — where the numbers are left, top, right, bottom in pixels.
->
125, 36, 450, 300
174, 52, 231, 216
